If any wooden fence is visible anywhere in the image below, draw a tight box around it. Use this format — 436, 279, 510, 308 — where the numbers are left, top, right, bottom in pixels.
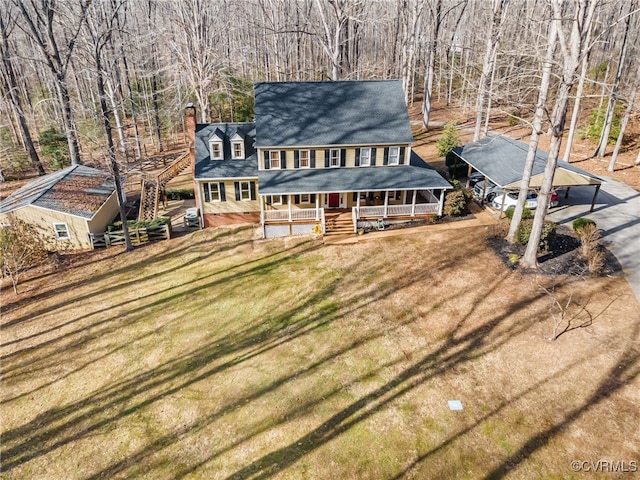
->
89, 223, 171, 249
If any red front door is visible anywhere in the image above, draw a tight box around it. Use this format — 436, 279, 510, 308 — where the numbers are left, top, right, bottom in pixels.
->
328, 193, 340, 208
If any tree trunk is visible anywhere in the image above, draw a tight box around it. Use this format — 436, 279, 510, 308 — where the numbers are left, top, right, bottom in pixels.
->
596, 2, 631, 158
521, 0, 597, 269
608, 68, 639, 171
473, 0, 507, 142
0, 13, 45, 175
506, 18, 557, 244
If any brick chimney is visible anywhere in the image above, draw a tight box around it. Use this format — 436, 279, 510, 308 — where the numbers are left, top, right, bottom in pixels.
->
185, 103, 196, 145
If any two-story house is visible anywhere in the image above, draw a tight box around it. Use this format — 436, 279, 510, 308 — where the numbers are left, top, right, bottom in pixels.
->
188, 80, 451, 238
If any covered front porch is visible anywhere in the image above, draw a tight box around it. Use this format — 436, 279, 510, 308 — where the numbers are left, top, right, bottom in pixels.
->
260, 189, 444, 237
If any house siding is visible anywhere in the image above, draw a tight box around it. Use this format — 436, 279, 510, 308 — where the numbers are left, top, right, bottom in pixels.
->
86, 192, 119, 234
199, 180, 260, 215
258, 146, 410, 170
0, 206, 93, 250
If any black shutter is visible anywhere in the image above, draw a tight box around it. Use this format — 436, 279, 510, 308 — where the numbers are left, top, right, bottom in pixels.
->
310, 194, 316, 203
340, 148, 346, 167
250, 182, 256, 200
371, 148, 376, 166
355, 148, 360, 166
294, 194, 300, 203
352, 193, 357, 202
324, 149, 330, 168
383, 147, 389, 165
203, 183, 210, 202
399, 147, 406, 165
234, 182, 240, 201
264, 151, 270, 169
266, 195, 272, 205
281, 150, 287, 169
294, 150, 299, 168
310, 150, 316, 168
220, 183, 226, 202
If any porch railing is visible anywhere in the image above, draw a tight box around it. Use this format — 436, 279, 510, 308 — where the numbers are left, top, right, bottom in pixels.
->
354, 203, 439, 219
263, 208, 322, 222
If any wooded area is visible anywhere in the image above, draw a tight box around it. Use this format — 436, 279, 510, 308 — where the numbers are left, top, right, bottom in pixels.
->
1, 0, 638, 176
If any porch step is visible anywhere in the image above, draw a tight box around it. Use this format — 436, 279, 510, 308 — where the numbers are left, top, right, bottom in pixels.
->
325, 212, 354, 235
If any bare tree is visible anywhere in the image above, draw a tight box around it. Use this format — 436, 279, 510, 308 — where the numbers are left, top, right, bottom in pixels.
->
506, 10, 558, 244
608, 65, 639, 171
12, 0, 93, 166
473, 0, 508, 142
521, 0, 598, 269
0, 5, 45, 175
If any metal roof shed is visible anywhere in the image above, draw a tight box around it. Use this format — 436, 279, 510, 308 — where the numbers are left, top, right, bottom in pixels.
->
452, 135, 602, 211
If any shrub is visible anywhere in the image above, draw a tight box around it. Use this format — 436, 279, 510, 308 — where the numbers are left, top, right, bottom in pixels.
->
585, 105, 621, 145
166, 189, 195, 200
443, 190, 469, 216
0, 218, 49, 294
572, 218, 596, 235
108, 217, 170, 231
578, 223, 604, 275
504, 207, 532, 219
39, 127, 70, 170
437, 122, 460, 158
517, 219, 556, 252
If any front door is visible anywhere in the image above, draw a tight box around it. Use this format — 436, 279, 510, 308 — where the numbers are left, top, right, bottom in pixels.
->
328, 193, 340, 208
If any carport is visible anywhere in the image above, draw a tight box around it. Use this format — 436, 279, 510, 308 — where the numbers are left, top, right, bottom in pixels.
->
452, 135, 602, 211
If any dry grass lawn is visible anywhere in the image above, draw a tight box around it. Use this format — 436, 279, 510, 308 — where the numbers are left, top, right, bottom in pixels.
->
1, 224, 639, 479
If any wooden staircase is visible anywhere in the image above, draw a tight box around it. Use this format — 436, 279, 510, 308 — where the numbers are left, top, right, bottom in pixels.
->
324, 211, 354, 235
138, 151, 190, 221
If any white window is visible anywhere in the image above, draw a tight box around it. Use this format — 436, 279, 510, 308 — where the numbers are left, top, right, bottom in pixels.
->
330, 149, 340, 167
388, 147, 400, 165
232, 141, 244, 159
300, 194, 312, 204
239, 181, 252, 201
299, 150, 310, 168
53, 223, 70, 240
208, 183, 220, 202
210, 140, 223, 160
270, 151, 281, 169
272, 195, 283, 205
360, 148, 371, 166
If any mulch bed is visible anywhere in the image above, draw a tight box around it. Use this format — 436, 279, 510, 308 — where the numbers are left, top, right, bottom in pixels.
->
487, 224, 623, 277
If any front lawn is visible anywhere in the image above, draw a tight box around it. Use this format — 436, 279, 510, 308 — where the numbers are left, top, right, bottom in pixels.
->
1, 225, 638, 479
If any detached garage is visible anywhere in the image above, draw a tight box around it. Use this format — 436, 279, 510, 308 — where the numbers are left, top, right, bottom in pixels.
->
0, 165, 119, 251
452, 135, 602, 211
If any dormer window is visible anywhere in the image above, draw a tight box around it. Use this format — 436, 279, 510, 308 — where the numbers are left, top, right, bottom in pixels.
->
210, 139, 223, 160
232, 141, 244, 159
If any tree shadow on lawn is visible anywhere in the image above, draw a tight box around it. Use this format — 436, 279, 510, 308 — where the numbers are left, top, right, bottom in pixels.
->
0, 236, 323, 388
0, 225, 256, 325
1, 235, 502, 475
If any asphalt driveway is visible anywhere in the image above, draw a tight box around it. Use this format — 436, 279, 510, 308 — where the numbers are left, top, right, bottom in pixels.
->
547, 177, 640, 304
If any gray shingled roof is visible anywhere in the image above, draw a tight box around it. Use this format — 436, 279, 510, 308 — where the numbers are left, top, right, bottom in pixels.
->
194, 122, 258, 179
452, 135, 602, 187
0, 165, 114, 219
254, 80, 415, 147
258, 152, 451, 194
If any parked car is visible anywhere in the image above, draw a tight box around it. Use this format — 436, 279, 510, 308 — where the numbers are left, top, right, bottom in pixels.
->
491, 191, 559, 211
468, 171, 485, 186
473, 180, 503, 202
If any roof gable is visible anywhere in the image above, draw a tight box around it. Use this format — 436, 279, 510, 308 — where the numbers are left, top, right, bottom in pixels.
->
254, 80, 415, 147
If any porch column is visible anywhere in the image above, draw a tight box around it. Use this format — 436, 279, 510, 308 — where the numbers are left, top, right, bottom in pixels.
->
288, 195, 292, 222
383, 191, 389, 218
438, 189, 445, 216
411, 189, 417, 216
315, 194, 320, 220
260, 195, 265, 224
356, 192, 361, 218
